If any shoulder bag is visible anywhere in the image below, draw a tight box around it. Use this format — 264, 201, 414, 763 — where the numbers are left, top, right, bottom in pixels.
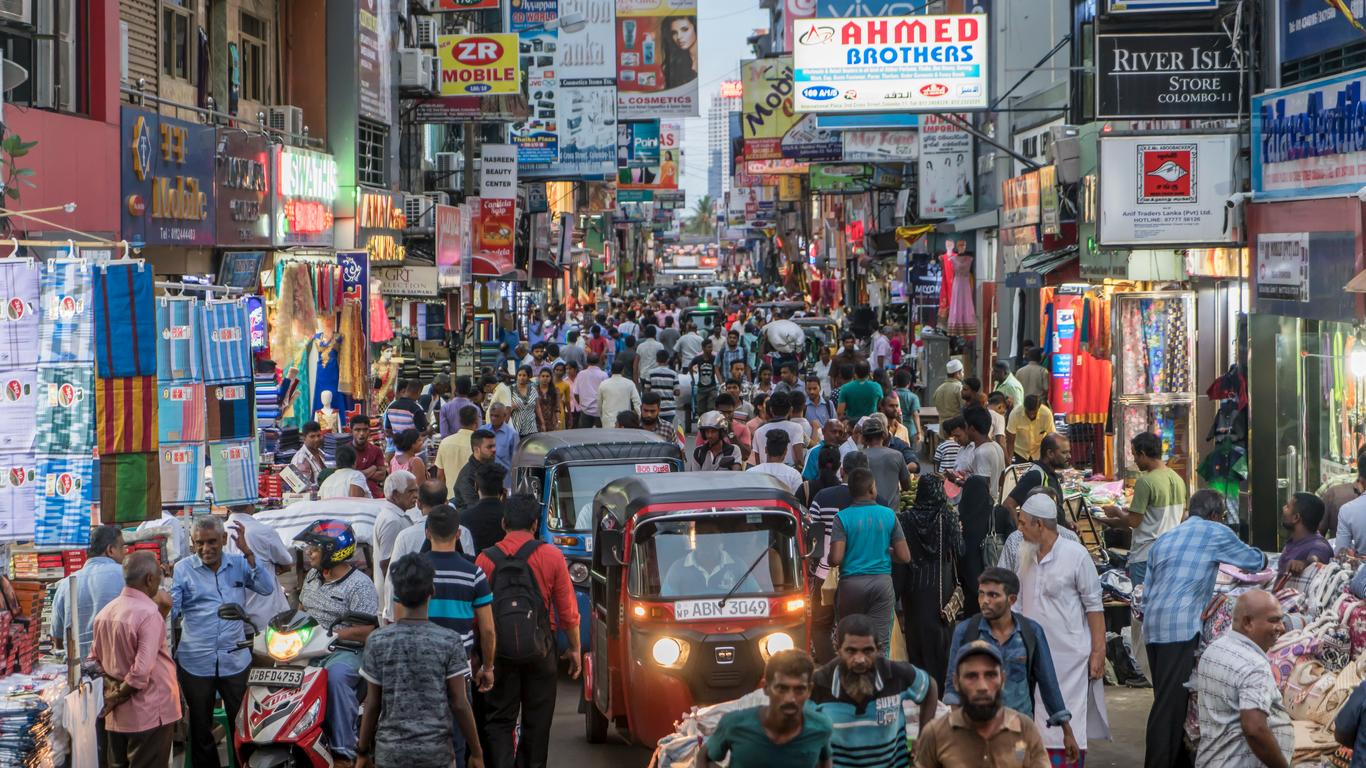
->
938, 513, 965, 624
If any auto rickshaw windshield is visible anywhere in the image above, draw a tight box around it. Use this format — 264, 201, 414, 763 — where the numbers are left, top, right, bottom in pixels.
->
629, 512, 799, 599
550, 462, 675, 532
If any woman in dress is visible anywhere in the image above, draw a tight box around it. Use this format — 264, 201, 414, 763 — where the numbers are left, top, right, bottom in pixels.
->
389, 428, 428, 485
898, 473, 963, 691
535, 368, 563, 432
509, 365, 540, 437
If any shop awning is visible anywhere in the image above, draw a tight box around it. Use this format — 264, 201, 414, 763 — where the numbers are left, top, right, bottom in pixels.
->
938, 208, 999, 233
1346, 269, 1366, 293
1004, 246, 1079, 289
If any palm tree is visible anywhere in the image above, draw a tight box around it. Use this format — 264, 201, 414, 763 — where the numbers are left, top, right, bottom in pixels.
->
684, 195, 716, 235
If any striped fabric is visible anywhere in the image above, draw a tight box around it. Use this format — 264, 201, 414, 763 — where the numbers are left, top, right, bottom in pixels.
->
35, 455, 94, 546
157, 382, 206, 443
200, 300, 251, 384
96, 376, 159, 455
159, 443, 206, 505
209, 439, 259, 505
99, 452, 160, 524
0, 260, 40, 369
35, 367, 95, 454
0, 368, 38, 452
39, 260, 94, 365
156, 297, 201, 382
0, 452, 37, 541
94, 263, 156, 378
206, 382, 255, 441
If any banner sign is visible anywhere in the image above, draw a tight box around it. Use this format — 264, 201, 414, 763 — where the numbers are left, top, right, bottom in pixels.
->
1281, 0, 1366, 63
511, 66, 560, 163
811, 163, 872, 193
356, 187, 407, 264
792, 14, 989, 114
1252, 69, 1366, 200
521, 0, 617, 179
274, 146, 337, 247
121, 107, 216, 246
435, 204, 463, 288
214, 130, 271, 247
917, 114, 973, 220
511, 0, 557, 32
1107, 0, 1217, 11
741, 58, 842, 162
1255, 233, 1309, 302
817, 113, 919, 131
375, 266, 440, 297
438, 34, 521, 96
842, 129, 917, 161
438, 0, 499, 8
358, 0, 394, 124
1039, 165, 1060, 236
816, 0, 983, 17
476, 145, 517, 276
616, 0, 699, 118
1096, 33, 1245, 119
1098, 133, 1237, 246
1001, 172, 1040, 228
412, 96, 529, 123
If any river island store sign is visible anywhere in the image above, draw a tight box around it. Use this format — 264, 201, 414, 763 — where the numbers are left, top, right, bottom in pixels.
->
121, 107, 215, 246
1096, 33, 1246, 119
274, 147, 337, 247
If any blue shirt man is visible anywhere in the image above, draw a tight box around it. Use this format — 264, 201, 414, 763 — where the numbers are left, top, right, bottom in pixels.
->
486, 405, 520, 489
51, 526, 127, 655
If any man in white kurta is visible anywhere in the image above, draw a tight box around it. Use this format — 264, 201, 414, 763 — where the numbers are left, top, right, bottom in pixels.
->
1016, 493, 1110, 763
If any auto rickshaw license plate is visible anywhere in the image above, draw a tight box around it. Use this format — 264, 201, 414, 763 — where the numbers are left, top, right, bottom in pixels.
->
673, 598, 770, 621
248, 667, 306, 688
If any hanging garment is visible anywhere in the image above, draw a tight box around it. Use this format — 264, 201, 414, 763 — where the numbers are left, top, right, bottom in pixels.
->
370, 290, 393, 343
156, 297, 202, 382
96, 376, 158, 455
946, 252, 977, 337
99, 452, 160, 524
35, 367, 95, 454
0, 260, 40, 369
209, 439, 259, 506
159, 443, 207, 505
35, 454, 94, 546
93, 263, 156, 379
200, 300, 252, 384
158, 382, 206, 443
1044, 292, 1085, 416
206, 382, 255, 441
309, 334, 349, 414
0, 452, 37, 540
339, 300, 366, 397
938, 253, 956, 323
0, 369, 38, 452
39, 260, 94, 364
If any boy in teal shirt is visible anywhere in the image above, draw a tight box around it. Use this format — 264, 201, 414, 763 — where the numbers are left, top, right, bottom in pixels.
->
704, 650, 833, 768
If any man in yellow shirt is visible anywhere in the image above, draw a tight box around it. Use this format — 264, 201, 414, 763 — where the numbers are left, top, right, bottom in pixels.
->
1006, 394, 1055, 463
435, 404, 480, 496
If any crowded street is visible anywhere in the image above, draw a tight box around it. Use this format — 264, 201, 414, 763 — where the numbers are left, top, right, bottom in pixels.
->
0, 0, 1361, 767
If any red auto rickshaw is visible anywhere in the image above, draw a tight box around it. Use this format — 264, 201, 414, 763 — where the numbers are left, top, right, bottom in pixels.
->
582, 472, 809, 746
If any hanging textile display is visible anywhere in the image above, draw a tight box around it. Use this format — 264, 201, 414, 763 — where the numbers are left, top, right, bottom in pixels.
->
206, 382, 255, 441
159, 443, 207, 506
156, 297, 202, 382
0, 454, 37, 539
0, 261, 40, 369
93, 262, 156, 378
945, 250, 977, 338
95, 376, 158, 455
38, 260, 94, 365
1040, 286, 1113, 423
200, 299, 253, 384
34, 368, 94, 454
99, 452, 161, 524
0, 370, 38, 452
157, 382, 206, 443
209, 439, 259, 505
34, 455, 94, 546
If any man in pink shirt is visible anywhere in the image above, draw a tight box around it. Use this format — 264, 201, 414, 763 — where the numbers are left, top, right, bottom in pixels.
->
88, 551, 180, 768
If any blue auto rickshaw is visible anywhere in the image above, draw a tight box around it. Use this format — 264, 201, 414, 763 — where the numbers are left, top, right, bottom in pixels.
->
510, 429, 685, 650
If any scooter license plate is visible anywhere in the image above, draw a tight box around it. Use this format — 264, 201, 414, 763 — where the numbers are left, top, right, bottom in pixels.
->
248, 667, 306, 688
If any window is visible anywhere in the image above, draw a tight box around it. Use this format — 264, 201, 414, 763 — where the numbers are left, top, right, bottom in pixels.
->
240, 11, 267, 102
0, 0, 83, 113
162, 0, 190, 80
357, 119, 387, 188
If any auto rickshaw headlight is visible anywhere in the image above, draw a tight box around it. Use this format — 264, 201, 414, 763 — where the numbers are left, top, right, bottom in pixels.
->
759, 632, 795, 661
651, 637, 689, 668
569, 561, 590, 585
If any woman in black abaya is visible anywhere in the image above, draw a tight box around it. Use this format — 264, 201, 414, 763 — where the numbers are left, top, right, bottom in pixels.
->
898, 474, 963, 691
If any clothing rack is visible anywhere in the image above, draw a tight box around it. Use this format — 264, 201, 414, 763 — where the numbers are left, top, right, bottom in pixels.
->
155, 281, 244, 296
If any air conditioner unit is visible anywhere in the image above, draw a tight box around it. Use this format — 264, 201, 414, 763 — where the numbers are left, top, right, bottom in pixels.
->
399, 48, 429, 90
403, 193, 429, 230
0, 0, 29, 23
414, 17, 438, 48
429, 191, 451, 206
422, 53, 439, 93
434, 152, 462, 177
267, 105, 304, 136
420, 194, 441, 228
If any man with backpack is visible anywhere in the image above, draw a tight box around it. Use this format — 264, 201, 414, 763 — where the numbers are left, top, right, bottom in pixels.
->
475, 494, 580, 768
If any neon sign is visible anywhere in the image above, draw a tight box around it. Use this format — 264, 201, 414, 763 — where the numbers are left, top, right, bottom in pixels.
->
275, 147, 338, 246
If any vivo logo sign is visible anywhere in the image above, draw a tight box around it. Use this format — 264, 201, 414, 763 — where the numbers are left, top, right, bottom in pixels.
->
803, 85, 840, 101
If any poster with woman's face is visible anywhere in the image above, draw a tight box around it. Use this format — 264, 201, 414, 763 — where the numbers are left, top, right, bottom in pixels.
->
616, 0, 698, 118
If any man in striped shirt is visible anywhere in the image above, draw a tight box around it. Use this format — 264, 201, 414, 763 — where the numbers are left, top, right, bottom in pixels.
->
423, 503, 495, 694
644, 349, 681, 426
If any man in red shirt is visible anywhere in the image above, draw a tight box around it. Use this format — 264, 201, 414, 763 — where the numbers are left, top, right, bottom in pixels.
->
476, 495, 580, 768
349, 413, 387, 498
586, 324, 610, 360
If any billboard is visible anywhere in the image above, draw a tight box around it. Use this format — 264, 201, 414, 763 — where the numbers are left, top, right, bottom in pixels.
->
438, 34, 521, 96
358, 0, 394, 124
1281, 0, 1366, 64
617, 120, 680, 201
741, 58, 841, 162
616, 0, 699, 118
1096, 33, 1245, 119
842, 129, 917, 161
917, 114, 973, 220
1252, 69, 1366, 200
792, 15, 989, 113
1098, 134, 1238, 246
121, 107, 216, 246
476, 145, 517, 276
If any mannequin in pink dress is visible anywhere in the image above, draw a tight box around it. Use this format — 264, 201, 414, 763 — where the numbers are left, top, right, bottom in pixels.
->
946, 249, 977, 338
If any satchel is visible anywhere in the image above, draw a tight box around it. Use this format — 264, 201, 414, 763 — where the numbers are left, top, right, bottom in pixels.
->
938, 513, 965, 624
980, 504, 1005, 567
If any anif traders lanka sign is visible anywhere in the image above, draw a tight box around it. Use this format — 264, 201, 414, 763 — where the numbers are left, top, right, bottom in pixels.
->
792, 15, 989, 113
438, 34, 521, 95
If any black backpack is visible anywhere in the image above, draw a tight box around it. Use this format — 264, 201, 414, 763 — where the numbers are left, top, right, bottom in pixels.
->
484, 540, 553, 662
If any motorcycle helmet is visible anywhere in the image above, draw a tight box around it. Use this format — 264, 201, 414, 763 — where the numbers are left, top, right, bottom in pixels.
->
697, 410, 728, 432
294, 519, 357, 567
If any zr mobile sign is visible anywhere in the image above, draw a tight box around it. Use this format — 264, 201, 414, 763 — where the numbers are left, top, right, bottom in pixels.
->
438, 34, 521, 96
792, 15, 988, 113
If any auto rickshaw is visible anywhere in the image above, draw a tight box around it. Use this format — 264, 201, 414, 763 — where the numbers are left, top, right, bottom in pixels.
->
511, 429, 685, 650
680, 303, 723, 335
583, 472, 809, 746
794, 316, 839, 373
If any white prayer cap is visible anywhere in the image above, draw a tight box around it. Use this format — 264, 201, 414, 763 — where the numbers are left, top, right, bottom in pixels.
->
1022, 494, 1057, 520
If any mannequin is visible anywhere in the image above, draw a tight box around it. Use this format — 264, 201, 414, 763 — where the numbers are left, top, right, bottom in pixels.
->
315, 390, 340, 433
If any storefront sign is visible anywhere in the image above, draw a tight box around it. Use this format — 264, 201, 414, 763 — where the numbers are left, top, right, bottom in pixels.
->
375, 266, 439, 297
476, 144, 517, 276
1280, 0, 1366, 63
358, 0, 394, 123
438, 0, 499, 9
1252, 69, 1366, 200
917, 114, 973, 220
1098, 133, 1237, 246
218, 251, 266, 290
438, 34, 521, 96
215, 131, 271, 247
512, 0, 557, 32
811, 163, 872, 193
1001, 172, 1040, 228
274, 146, 337, 247
792, 15, 989, 114
357, 187, 407, 264
435, 204, 463, 288
338, 251, 369, 317
120, 107, 215, 246
842, 129, 917, 161
1096, 33, 1245, 119
1039, 165, 1060, 236
479, 144, 518, 198
1255, 233, 1310, 302
616, 0, 699, 119
511, 66, 560, 163
412, 96, 529, 123
741, 58, 796, 161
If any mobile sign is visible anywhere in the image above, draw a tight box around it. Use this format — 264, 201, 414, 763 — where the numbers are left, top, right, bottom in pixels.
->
438, 34, 521, 96
792, 14, 989, 114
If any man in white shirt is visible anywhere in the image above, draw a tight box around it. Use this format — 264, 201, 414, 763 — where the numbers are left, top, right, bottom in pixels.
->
226, 504, 295, 630
372, 471, 420, 610
676, 322, 704, 369
598, 360, 642, 429
950, 406, 1006, 501
746, 430, 804, 493
636, 325, 665, 382
383, 480, 476, 622
288, 421, 327, 493
318, 444, 371, 498
749, 394, 807, 468
870, 326, 893, 370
